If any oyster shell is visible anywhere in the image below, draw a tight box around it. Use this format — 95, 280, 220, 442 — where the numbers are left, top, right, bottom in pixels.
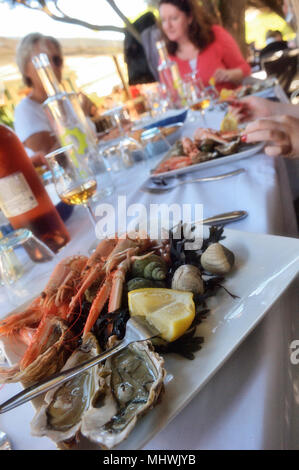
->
81, 341, 165, 449
171, 264, 204, 295
201, 243, 235, 275
30, 333, 101, 445
31, 335, 165, 449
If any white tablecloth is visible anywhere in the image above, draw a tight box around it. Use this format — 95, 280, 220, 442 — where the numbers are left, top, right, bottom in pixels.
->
0, 108, 298, 450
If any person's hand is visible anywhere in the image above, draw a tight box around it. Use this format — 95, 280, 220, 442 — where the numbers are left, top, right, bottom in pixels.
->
214, 68, 234, 83
229, 96, 282, 123
243, 115, 299, 159
214, 68, 243, 84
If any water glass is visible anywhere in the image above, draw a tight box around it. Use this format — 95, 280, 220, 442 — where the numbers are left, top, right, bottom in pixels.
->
101, 136, 147, 174
0, 229, 55, 305
140, 127, 171, 159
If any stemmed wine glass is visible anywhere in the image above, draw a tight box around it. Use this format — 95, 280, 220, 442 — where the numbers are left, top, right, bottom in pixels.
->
183, 72, 209, 126
46, 144, 98, 229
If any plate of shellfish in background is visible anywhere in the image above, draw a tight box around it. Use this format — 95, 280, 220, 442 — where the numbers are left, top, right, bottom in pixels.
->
151, 129, 264, 179
0, 227, 298, 450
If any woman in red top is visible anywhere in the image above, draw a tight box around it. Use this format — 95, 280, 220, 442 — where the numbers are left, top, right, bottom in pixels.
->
159, 0, 251, 90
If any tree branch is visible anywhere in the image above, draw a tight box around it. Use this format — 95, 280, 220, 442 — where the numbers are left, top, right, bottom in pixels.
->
105, 0, 142, 42
12, 0, 142, 43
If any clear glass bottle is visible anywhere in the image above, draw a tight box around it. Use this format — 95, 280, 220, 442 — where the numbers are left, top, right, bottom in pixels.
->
32, 53, 114, 199
156, 40, 186, 109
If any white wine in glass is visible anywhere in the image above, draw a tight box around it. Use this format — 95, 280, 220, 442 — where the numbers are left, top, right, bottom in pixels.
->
60, 179, 97, 206
46, 144, 98, 226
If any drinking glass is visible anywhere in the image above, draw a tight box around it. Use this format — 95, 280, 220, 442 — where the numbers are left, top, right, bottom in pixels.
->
183, 72, 208, 126
0, 229, 55, 304
140, 127, 171, 159
45, 144, 99, 227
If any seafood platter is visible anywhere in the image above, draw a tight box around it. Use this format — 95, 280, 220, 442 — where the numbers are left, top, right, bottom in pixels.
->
1, 224, 299, 450
151, 127, 263, 178
218, 78, 277, 102
0, 225, 238, 449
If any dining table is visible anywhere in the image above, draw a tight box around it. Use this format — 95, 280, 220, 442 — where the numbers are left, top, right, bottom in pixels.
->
0, 97, 299, 451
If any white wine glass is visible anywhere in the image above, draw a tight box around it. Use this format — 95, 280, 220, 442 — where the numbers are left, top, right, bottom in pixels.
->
45, 144, 98, 227
183, 72, 209, 126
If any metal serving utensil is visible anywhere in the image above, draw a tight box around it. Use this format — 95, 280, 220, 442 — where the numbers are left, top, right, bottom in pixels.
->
0, 430, 12, 450
0, 316, 160, 414
142, 168, 245, 194
201, 210, 248, 226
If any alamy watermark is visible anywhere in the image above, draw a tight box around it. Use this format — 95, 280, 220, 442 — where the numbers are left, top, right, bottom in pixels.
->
94, 196, 204, 250
290, 340, 299, 365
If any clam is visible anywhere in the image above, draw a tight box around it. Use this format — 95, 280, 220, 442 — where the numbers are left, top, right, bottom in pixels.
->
171, 264, 204, 295
81, 341, 165, 449
200, 243, 235, 275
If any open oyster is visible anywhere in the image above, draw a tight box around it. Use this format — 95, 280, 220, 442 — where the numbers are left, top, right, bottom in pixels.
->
31, 335, 166, 449
30, 333, 101, 445
81, 341, 165, 449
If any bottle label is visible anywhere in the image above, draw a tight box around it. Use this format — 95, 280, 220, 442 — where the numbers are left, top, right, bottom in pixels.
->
0, 172, 38, 218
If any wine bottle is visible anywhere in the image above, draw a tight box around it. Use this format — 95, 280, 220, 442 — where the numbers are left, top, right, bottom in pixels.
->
32, 54, 114, 199
0, 124, 70, 255
156, 40, 185, 108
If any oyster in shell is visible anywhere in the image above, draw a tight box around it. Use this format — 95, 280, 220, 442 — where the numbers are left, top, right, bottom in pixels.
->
81, 341, 166, 449
31, 335, 166, 449
30, 333, 101, 445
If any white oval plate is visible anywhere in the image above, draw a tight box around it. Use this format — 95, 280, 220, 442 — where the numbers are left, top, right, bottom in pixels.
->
151, 143, 264, 179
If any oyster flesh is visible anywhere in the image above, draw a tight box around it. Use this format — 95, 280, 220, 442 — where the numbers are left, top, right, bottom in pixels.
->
30, 333, 101, 445
31, 335, 166, 449
81, 341, 166, 449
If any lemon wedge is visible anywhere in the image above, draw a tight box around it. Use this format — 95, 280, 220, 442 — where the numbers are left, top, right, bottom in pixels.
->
220, 112, 238, 132
219, 88, 234, 101
128, 288, 195, 343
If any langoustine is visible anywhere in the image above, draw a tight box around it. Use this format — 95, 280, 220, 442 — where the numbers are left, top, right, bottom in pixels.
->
0, 232, 166, 386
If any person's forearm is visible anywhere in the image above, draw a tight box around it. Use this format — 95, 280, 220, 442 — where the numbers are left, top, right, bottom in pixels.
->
229, 68, 244, 84
277, 102, 299, 118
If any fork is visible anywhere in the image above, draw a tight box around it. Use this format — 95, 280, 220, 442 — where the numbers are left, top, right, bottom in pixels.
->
0, 430, 12, 450
0, 317, 159, 414
143, 168, 245, 194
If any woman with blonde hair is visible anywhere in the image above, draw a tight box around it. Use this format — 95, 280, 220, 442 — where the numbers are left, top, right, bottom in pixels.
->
158, 0, 251, 90
14, 32, 96, 165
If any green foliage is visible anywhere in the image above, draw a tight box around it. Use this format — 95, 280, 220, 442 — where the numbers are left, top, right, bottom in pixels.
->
0, 105, 14, 128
